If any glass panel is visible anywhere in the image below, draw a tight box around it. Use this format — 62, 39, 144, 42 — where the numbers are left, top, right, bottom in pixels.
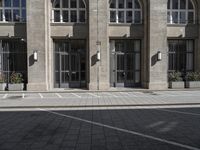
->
5, 0, 11, 7
180, 0, 186, 9
167, 0, 170, 9
118, 0, 124, 8
117, 55, 124, 70
63, 10, 68, 22
13, 0, 20, 7
70, 0, 77, 8
126, 72, 133, 81
188, 11, 194, 24
134, 11, 141, 23
180, 11, 186, 24
79, 10, 85, 22
21, 0, 26, 7
186, 53, 193, 71
0, 0, 2, 7
5, 9, 12, 21
118, 11, 124, 23
115, 41, 124, 52
110, 11, 116, 22
62, 0, 68, 8
70, 10, 77, 22
62, 72, 69, 83
110, 0, 116, 8
71, 55, 79, 71
0, 10, 3, 21
117, 72, 125, 82
126, 11, 132, 23
186, 40, 193, 52
172, 0, 178, 9
134, 40, 140, 52
135, 71, 140, 83
135, 53, 140, 70
172, 11, 178, 23
61, 55, 69, 71
188, 0, 193, 9
53, 0, 60, 8
126, 0, 132, 8
79, 0, 85, 8
134, 0, 140, 9
54, 10, 60, 22
13, 9, 20, 21
127, 54, 134, 70
22, 9, 26, 22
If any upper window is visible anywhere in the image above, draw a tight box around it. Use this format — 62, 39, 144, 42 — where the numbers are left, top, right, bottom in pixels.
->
167, 0, 195, 24
52, 0, 86, 23
0, 0, 26, 22
110, 0, 142, 24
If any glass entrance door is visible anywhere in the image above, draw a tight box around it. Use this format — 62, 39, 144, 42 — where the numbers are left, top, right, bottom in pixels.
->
110, 40, 141, 88
54, 40, 86, 88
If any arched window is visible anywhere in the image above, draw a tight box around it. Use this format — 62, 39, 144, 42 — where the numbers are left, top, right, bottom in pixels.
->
167, 0, 195, 24
52, 0, 86, 23
110, 0, 142, 24
0, 0, 26, 22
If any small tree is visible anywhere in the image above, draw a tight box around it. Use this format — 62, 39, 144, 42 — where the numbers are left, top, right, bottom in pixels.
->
10, 72, 23, 84
185, 72, 200, 81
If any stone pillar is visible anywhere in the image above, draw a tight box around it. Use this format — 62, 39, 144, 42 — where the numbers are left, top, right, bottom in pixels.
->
88, 0, 109, 90
147, 0, 168, 90
26, 0, 48, 91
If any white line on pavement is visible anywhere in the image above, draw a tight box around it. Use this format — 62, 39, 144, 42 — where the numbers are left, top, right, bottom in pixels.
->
71, 93, 81, 98
38, 93, 44, 99
158, 109, 200, 117
39, 109, 200, 150
22, 93, 25, 99
3, 94, 8, 99
56, 93, 62, 98
88, 93, 100, 98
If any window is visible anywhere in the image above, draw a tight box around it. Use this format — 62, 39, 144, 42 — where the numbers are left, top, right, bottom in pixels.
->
52, 0, 86, 23
168, 40, 194, 74
110, 0, 142, 24
167, 0, 195, 24
0, 0, 26, 22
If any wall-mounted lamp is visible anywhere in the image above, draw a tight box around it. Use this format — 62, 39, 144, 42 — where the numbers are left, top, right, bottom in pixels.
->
33, 50, 38, 61
97, 51, 101, 61
157, 51, 162, 61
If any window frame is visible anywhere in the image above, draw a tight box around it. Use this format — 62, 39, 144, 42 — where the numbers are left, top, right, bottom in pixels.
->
167, 0, 195, 25
52, 0, 86, 23
0, 0, 26, 23
109, 0, 142, 24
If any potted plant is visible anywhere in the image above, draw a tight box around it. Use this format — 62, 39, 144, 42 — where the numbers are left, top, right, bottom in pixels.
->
8, 72, 24, 91
185, 72, 200, 88
168, 72, 184, 89
0, 73, 6, 91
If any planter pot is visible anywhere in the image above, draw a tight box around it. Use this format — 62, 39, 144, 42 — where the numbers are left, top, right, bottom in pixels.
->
185, 81, 200, 88
8, 83, 24, 91
169, 81, 185, 89
0, 83, 6, 91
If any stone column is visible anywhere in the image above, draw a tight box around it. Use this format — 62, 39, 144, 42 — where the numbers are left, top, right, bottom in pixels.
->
88, 0, 109, 90
26, 0, 48, 91
147, 0, 168, 90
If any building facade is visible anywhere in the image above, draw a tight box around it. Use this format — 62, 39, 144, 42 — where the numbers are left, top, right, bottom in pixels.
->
0, 0, 199, 91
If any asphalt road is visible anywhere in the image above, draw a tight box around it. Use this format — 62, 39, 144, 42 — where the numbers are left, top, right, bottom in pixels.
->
0, 107, 200, 150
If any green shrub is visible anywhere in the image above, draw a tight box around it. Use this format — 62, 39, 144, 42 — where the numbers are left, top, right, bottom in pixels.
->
185, 72, 200, 81
168, 72, 183, 82
10, 72, 23, 84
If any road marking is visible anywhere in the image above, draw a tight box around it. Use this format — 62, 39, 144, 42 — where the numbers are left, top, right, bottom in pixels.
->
88, 93, 100, 98
39, 109, 200, 150
3, 94, 8, 99
56, 93, 62, 98
38, 93, 44, 99
158, 109, 200, 117
71, 93, 81, 98
22, 93, 25, 99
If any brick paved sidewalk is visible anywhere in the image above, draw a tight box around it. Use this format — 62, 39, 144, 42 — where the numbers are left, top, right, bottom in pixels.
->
0, 91, 199, 108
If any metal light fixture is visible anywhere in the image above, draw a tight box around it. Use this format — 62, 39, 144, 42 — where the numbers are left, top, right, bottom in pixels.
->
97, 51, 101, 61
157, 51, 162, 61
33, 50, 38, 61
